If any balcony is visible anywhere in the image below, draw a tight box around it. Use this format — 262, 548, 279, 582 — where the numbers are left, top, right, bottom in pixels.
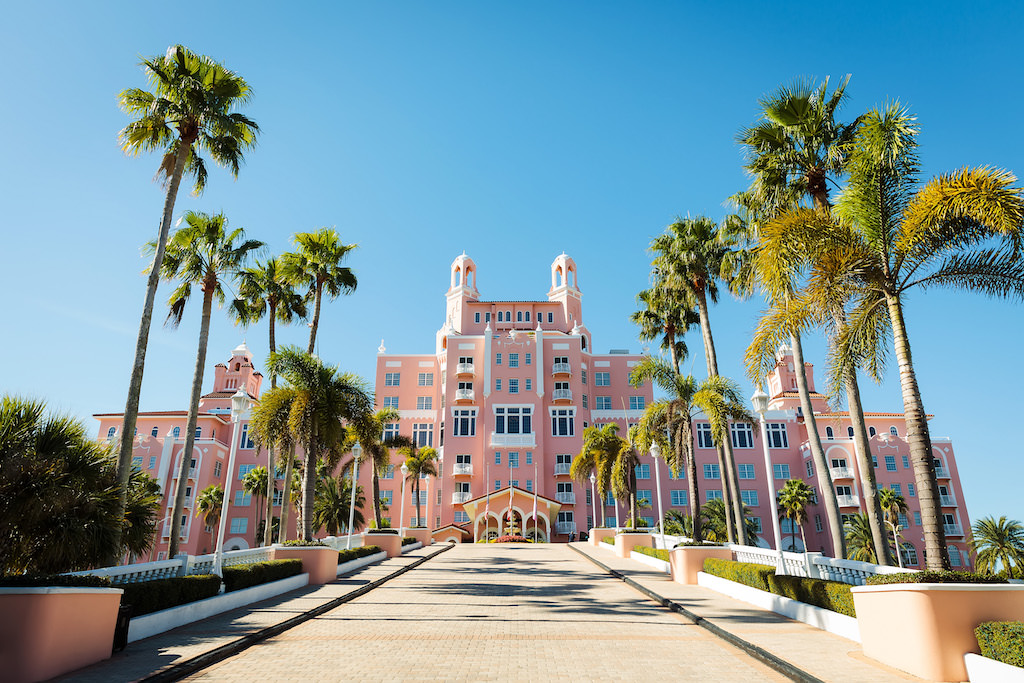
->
940, 494, 957, 507
551, 362, 571, 376
555, 521, 577, 535
454, 388, 475, 403
555, 492, 576, 504
452, 463, 473, 476
456, 362, 475, 376
552, 388, 573, 402
829, 466, 854, 480
554, 463, 571, 476
944, 523, 964, 537
451, 491, 472, 504
836, 494, 860, 507
934, 466, 950, 479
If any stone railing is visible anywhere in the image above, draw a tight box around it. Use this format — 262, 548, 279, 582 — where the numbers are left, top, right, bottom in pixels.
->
727, 543, 915, 586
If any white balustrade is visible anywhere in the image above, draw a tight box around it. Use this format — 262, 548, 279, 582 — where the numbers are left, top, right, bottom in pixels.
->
554, 463, 571, 475
940, 494, 957, 506
452, 491, 472, 504
944, 523, 964, 537
552, 388, 572, 401
551, 362, 571, 375
934, 466, 950, 479
453, 462, 473, 476
829, 466, 853, 480
836, 494, 860, 507
456, 362, 475, 375
455, 388, 475, 402
727, 542, 916, 586
555, 492, 575, 504
555, 521, 577, 535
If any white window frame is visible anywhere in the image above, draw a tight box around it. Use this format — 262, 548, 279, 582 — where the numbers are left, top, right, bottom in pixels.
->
731, 423, 754, 449
418, 372, 433, 386
384, 372, 400, 386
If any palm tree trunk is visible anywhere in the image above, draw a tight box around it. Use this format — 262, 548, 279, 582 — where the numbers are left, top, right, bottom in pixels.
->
109, 141, 191, 565
373, 471, 383, 527
790, 333, 845, 558
885, 293, 947, 570
303, 424, 317, 541
279, 444, 295, 542
629, 467, 637, 527
684, 426, 702, 543
307, 279, 323, 354
415, 477, 422, 527
169, 285, 215, 557
264, 310, 277, 547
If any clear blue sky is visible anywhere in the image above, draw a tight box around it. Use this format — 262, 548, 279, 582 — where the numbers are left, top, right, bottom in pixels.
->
2, 2, 1021, 525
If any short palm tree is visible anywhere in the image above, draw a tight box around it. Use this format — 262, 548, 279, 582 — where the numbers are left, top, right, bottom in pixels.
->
112, 46, 258, 563
662, 510, 694, 537
194, 484, 224, 532
314, 473, 366, 536
701, 498, 760, 543
970, 516, 1024, 579
610, 429, 642, 528
844, 513, 878, 563
351, 408, 412, 528
777, 479, 814, 553
155, 211, 263, 556
243, 466, 274, 545
879, 488, 910, 567
249, 387, 300, 542
401, 445, 439, 528
570, 423, 621, 527
281, 229, 358, 354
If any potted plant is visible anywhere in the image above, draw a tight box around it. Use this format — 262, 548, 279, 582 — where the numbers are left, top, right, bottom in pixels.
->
363, 527, 404, 558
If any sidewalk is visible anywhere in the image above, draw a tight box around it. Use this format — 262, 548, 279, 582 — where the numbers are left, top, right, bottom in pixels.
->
569, 542, 921, 683
56, 544, 451, 683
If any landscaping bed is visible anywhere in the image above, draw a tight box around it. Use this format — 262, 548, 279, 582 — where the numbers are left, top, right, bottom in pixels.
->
223, 559, 303, 592
338, 545, 382, 564
703, 558, 854, 616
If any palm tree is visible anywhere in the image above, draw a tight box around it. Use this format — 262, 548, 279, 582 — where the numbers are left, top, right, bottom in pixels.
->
243, 466, 274, 545
351, 408, 412, 528
233, 257, 307, 545
314, 472, 366, 536
281, 229, 358, 354
194, 484, 224, 534
701, 498, 761, 543
970, 516, 1024, 579
844, 513, 878, 563
777, 479, 814, 553
631, 285, 697, 374
266, 347, 372, 540
650, 217, 746, 543
570, 423, 621, 527
401, 446, 438, 528
112, 46, 258, 563
155, 211, 263, 556
611, 428, 642, 528
879, 488, 910, 567
249, 387, 300, 542
662, 510, 694, 537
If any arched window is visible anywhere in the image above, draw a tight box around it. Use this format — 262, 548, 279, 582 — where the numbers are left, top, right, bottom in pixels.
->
948, 545, 963, 567
525, 311, 530, 322
455, 269, 461, 286
234, 363, 240, 371
505, 310, 511, 321
889, 426, 898, 436
581, 336, 587, 350
151, 426, 159, 438
517, 311, 523, 322
869, 426, 876, 437
497, 311, 503, 322
173, 426, 181, 438
106, 426, 116, 439
847, 426, 854, 438
825, 427, 833, 440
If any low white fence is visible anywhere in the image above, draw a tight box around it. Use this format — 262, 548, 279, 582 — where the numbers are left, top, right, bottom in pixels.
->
727, 543, 915, 586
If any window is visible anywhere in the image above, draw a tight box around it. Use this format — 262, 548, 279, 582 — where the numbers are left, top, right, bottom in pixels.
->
748, 517, 762, 533
773, 464, 790, 480
230, 518, 247, 534
195, 427, 202, 439
898, 512, 909, 528
872, 455, 878, 468
703, 464, 720, 480
508, 353, 519, 368
780, 519, 795, 534
900, 543, 918, 566
509, 452, 520, 468
914, 511, 922, 526
902, 455, 910, 469
272, 489, 283, 506
383, 423, 400, 441
417, 491, 428, 505
385, 372, 400, 386
526, 479, 533, 492
214, 461, 222, 478
605, 491, 615, 506
494, 480, 501, 491
475, 312, 480, 323
382, 464, 395, 480
670, 490, 688, 506
595, 372, 611, 386
418, 372, 433, 386
766, 423, 789, 448
548, 312, 554, 323
383, 396, 399, 409
452, 409, 477, 437
883, 455, 896, 472
551, 408, 575, 437
805, 460, 814, 477
525, 378, 532, 391
706, 490, 723, 501
595, 396, 612, 410
150, 426, 159, 438
517, 311, 523, 322
495, 452, 502, 465
131, 456, 143, 468
234, 491, 251, 506
149, 456, 156, 469
581, 370, 587, 384
696, 423, 715, 449
495, 379, 502, 391
814, 514, 823, 532
106, 426, 117, 439
869, 426, 877, 437
509, 379, 519, 394
495, 407, 532, 434
379, 490, 393, 505
496, 353, 502, 365
173, 426, 181, 438
891, 483, 902, 495
454, 510, 470, 523
738, 463, 756, 479
825, 426, 834, 440
416, 397, 432, 410
497, 311, 503, 322
239, 464, 255, 479
741, 490, 759, 507
526, 452, 533, 465
847, 426, 854, 438
908, 483, 916, 497
949, 546, 962, 567
731, 423, 754, 449
525, 353, 531, 365
412, 423, 433, 447
629, 396, 645, 410
582, 394, 588, 408
889, 426, 898, 436
240, 424, 255, 449
635, 464, 650, 480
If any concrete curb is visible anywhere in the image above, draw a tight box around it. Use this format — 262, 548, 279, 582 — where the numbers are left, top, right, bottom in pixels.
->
141, 542, 455, 683
569, 544, 824, 683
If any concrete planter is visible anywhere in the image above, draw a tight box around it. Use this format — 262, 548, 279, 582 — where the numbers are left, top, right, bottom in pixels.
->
270, 546, 339, 585
669, 546, 732, 585
363, 531, 403, 558
630, 550, 670, 573
589, 528, 616, 547
851, 583, 1024, 681
405, 528, 433, 547
337, 550, 387, 577
401, 541, 423, 554
614, 533, 652, 559
964, 653, 1024, 682
0, 586, 123, 683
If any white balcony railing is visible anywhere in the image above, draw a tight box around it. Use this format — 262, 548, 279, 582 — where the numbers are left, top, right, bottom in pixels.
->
552, 388, 572, 401
552, 362, 571, 375
934, 466, 950, 479
829, 466, 854, 480
836, 494, 860, 507
940, 494, 957, 507
489, 433, 537, 448
555, 521, 577, 535
453, 463, 473, 476
555, 492, 576, 504
944, 523, 964, 537
454, 388, 475, 402
456, 363, 475, 375
452, 491, 472, 504
554, 463, 571, 476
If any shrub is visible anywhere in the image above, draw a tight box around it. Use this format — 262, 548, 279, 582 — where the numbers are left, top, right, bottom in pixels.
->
704, 558, 773, 591
703, 558, 856, 617
617, 529, 648, 534
0, 574, 112, 588
602, 537, 615, 545
633, 546, 670, 562
865, 570, 1005, 586
401, 537, 417, 546
222, 559, 302, 592
494, 535, 531, 543
674, 541, 723, 548
976, 621, 1024, 668
119, 574, 221, 616
366, 528, 399, 535
338, 546, 382, 564
282, 539, 326, 547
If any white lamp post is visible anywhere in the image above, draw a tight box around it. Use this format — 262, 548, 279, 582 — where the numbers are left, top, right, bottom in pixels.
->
651, 441, 666, 547
752, 387, 785, 575
213, 387, 251, 582
436, 454, 443, 530
347, 442, 362, 549
589, 473, 597, 532
399, 463, 409, 538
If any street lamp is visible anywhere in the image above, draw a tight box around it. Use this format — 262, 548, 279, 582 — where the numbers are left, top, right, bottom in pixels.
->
589, 473, 597, 532
651, 441, 666, 547
399, 462, 409, 538
752, 387, 785, 575
213, 387, 251, 583
347, 442, 362, 549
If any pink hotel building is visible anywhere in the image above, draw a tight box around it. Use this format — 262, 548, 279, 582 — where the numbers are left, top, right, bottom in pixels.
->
96, 253, 973, 567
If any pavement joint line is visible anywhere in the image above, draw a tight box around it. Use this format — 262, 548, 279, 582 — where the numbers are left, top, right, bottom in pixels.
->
568, 544, 824, 683
140, 542, 455, 683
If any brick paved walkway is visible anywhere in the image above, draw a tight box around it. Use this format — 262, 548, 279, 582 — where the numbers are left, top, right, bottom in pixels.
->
187, 544, 787, 682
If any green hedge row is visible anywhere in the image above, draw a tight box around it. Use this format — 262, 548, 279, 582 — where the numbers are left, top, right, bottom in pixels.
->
223, 559, 303, 593
282, 539, 326, 547
338, 545, 382, 564
0, 574, 112, 588
976, 621, 1024, 668
120, 575, 221, 616
602, 537, 615, 545
703, 558, 856, 618
401, 537, 417, 546
632, 546, 670, 562
865, 570, 1004, 585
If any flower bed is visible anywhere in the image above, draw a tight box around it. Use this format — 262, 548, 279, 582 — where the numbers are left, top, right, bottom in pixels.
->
223, 559, 303, 592
976, 621, 1024, 668
493, 535, 532, 543
703, 558, 855, 617
282, 539, 327, 547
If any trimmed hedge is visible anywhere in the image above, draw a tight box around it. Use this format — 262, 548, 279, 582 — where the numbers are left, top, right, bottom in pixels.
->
401, 537, 417, 546
617, 529, 649, 534
976, 621, 1024, 668
703, 558, 856, 617
366, 528, 398, 534
602, 537, 615, 545
223, 559, 303, 593
282, 539, 327, 547
0, 574, 112, 588
865, 570, 1005, 586
119, 575, 221, 616
633, 546, 670, 562
674, 541, 724, 548
338, 546, 382, 564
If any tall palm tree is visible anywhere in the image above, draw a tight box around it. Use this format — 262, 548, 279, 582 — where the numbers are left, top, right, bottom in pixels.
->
401, 445, 439, 528
878, 488, 910, 568
650, 217, 746, 543
631, 285, 696, 374
844, 513, 878, 563
249, 386, 300, 542
701, 498, 761, 543
233, 257, 307, 545
314, 472, 366, 536
266, 347, 372, 540
351, 408, 412, 528
611, 428, 642, 528
112, 47, 258, 562
777, 478, 814, 553
243, 466, 274, 545
970, 516, 1024, 579
281, 229, 358, 354
570, 423, 621, 527
194, 484, 224, 534
155, 211, 263, 556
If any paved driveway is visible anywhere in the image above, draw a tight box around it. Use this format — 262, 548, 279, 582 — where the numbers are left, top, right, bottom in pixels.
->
189, 543, 785, 681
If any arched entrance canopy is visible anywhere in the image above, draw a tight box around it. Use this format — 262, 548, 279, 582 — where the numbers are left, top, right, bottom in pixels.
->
462, 486, 562, 542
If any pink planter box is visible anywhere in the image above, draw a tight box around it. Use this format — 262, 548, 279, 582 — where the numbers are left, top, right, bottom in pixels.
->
852, 583, 1024, 681
0, 587, 123, 683
405, 528, 432, 547
589, 528, 616, 547
614, 533, 653, 559
363, 532, 403, 558
271, 546, 339, 585
669, 546, 733, 585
